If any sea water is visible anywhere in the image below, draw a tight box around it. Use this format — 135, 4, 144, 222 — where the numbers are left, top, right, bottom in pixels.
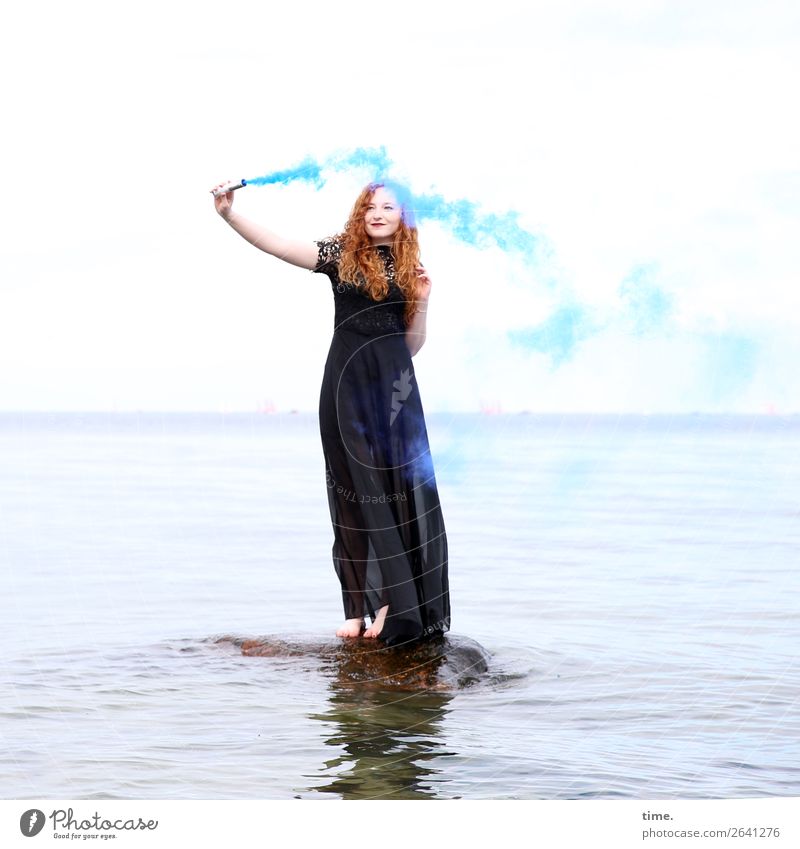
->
1, 412, 798, 799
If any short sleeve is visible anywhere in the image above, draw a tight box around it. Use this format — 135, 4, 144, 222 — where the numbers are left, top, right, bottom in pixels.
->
313, 235, 342, 274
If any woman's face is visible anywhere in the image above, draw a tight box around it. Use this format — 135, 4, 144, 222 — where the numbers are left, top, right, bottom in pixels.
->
364, 187, 402, 245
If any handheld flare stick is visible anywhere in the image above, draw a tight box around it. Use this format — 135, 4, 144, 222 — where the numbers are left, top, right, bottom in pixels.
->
211, 179, 247, 198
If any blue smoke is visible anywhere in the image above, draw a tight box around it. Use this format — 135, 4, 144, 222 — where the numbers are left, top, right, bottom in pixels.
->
243, 148, 691, 371
239, 148, 763, 403
703, 333, 759, 400
414, 194, 540, 257
244, 147, 542, 259
508, 305, 595, 367
619, 265, 673, 335
509, 265, 678, 366
246, 147, 393, 190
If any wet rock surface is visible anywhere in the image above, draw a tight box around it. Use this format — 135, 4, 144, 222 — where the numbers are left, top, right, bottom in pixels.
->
214, 634, 491, 691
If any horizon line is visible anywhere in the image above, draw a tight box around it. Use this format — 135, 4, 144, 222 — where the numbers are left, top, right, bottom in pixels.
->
0, 409, 798, 417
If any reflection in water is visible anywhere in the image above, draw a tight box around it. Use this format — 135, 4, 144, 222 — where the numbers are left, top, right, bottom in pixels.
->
306, 684, 456, 799
218, 633, 490, 799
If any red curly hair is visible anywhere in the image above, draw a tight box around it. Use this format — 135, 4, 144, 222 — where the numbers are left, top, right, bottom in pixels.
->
337, 181, 422, 326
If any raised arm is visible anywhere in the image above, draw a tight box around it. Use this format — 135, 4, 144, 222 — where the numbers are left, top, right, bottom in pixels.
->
211, 181, 319, 270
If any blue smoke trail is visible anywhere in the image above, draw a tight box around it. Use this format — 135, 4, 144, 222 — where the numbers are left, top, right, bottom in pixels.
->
703, 333, 759, 400
246, 147, 393, 190
619, 265, 673, 335
508, 264, 679, 366
413, 194, 540, 257
240, 148, 762, 403
244, 147, 543, 260
508, 305, 596, 367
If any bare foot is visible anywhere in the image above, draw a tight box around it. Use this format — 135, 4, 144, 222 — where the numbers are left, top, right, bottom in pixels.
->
363, 605, 389, 638
336, 618, 365, 638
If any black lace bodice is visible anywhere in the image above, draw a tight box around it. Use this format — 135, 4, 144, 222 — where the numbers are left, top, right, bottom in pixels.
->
313, 236, 407, 336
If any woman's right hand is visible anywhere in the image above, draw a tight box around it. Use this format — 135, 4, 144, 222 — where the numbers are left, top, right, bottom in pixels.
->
211, 182, 234, 218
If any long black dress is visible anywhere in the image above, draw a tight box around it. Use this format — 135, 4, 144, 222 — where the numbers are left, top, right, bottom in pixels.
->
314, 236, 450, 647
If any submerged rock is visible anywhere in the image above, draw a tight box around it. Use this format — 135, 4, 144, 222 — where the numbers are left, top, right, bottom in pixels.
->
214, 633, 491, 691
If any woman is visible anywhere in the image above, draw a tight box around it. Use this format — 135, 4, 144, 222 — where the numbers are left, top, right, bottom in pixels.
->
211, 179, 450, 647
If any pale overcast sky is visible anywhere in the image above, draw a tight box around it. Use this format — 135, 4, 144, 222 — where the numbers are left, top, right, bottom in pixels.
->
2, 0, 798, 413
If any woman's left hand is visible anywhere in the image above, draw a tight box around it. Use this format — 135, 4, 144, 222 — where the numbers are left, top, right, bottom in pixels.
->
416, 265, 432, 301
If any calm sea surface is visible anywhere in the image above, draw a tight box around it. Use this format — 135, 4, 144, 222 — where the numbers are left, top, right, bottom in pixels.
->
1, 412, 798, 799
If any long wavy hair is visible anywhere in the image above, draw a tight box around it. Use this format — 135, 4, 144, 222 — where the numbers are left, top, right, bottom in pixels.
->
338, 181, 422, 326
